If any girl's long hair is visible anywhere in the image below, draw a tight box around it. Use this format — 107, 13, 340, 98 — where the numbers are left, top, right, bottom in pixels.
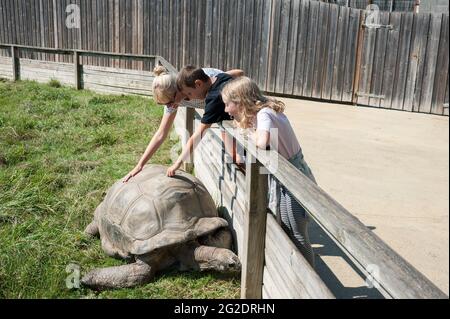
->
222, 77, 285, 129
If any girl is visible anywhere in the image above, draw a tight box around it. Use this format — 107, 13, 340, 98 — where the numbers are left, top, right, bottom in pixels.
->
221, 76, 316, 267
123, 65, 243, 182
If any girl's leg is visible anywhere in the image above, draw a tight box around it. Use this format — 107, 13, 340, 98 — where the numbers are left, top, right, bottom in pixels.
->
280, 187, 315, 267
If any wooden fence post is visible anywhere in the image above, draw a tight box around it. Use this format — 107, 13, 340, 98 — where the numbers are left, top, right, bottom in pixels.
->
11, 46, 19, 81
183, 107, 195, 173
352, 11, 366, 104
241, 155, 268, 299
74, 51, 82, 90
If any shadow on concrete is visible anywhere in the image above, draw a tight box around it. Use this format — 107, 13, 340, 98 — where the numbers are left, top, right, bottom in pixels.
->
309, 221, 385, 299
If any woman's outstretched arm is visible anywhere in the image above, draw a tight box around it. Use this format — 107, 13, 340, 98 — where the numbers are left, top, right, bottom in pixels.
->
123, 111, 177, 182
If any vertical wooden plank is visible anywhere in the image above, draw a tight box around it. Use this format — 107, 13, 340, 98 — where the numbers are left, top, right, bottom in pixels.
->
403, 13, 428, 111
367, 11, 390, 107
29, 0, 36, 59
358, 15, 378, 106
0, 0, 7, 56
266, 0, 281, 93
189, 0, 196, 65
312, 1, 330, 99
114, 0, 120, 67
52, 0, 58, 61
104, 0, 110, 66
39, 0, 47, 61
293, 0, 310, 96
258, 0, 272, 91
204, 0, 213, 67
431, 14, 449, 115
322, 3, 339, 100
240, 156, 268, 299
391, 12, 414, 110
243, 0, 255, 77
419, 13, 443, 113
251, 0, 263, 82
284, 0, 300, 95
331, 5, 349, 101
230, 0, 241, 68
198, 0, 206, 68
181, 0, 187, 65
226, 0, 236, 70
302, 0, 319, 97
126, 0, 133, 68
10, 0, 18, 45
411, 13, 431, 112
346, 8, 363, 103
275, 0, 290, 93
80, 0, 87, 64
381, 12, 402, 109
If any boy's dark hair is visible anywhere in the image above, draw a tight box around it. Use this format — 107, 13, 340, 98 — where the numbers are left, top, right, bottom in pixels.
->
177, 65, 210, 89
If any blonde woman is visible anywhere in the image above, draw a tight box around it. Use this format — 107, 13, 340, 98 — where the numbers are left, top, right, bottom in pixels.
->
123, 66, 243, 182
222, 76, 316, 267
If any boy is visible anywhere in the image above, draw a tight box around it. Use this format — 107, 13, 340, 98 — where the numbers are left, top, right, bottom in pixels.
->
166, 65, 240, 176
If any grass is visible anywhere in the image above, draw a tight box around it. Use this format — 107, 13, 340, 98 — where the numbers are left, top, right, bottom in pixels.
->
0, 80, 240, 299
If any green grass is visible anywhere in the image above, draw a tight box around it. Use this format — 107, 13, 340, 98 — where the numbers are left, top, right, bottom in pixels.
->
0, 80, 240, 299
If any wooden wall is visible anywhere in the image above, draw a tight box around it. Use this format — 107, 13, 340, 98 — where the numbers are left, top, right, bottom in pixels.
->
0, 0, 448, 115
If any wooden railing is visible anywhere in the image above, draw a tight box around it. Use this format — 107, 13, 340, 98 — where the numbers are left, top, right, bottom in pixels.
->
179, 107, 448, 299
0, 43, 175, 95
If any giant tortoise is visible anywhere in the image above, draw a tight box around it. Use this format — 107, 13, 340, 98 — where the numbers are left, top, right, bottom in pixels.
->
82, 164, 240, 290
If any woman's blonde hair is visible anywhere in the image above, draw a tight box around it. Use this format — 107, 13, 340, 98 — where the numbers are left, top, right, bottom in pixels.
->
222, 77, 285, 129
152, 65, 177, 105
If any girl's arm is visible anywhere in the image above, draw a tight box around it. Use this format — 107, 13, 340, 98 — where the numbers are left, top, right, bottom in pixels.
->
167, 123, 212, 176
252, 129, 270, 150
123, 111, 177, 182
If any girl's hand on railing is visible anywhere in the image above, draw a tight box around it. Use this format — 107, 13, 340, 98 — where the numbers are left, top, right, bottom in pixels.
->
123, 164, 144, 183
166, 162, 181, 177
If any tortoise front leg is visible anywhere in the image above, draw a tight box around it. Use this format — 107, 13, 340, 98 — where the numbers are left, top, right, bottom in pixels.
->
81, 259, 154, 290
84, 220, 99, 237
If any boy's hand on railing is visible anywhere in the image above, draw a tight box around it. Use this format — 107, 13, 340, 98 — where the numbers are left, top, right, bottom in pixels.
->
166, 161, 182, 177
123, 164, 144, 183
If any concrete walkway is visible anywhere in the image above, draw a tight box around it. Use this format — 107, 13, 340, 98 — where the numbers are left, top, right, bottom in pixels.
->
279, 97, 449, 298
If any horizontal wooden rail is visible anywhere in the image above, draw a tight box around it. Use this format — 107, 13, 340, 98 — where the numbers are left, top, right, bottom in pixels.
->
0, 43, 159, 60
220, 121, 447, 299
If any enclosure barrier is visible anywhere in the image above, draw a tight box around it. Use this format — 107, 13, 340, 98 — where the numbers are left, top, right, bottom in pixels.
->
181, 109, 448, 299
0, 0, 448, 115
0, 43, 176, 95
0, 46, 447, 299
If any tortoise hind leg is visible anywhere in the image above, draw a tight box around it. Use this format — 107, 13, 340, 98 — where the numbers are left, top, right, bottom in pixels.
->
81, 259, 154, 290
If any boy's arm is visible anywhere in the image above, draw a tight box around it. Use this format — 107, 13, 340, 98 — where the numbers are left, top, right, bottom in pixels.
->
225, 69, 245, 78
167, 123, 212, 176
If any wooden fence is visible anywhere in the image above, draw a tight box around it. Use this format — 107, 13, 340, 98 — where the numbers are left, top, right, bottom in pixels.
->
0, 44, 171, 95
0, 0, 448, 115
175, 106, 447, 299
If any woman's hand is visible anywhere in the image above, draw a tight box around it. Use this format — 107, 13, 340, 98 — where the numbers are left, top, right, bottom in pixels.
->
123, 164, 144, 183
166, 161, 182, 177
